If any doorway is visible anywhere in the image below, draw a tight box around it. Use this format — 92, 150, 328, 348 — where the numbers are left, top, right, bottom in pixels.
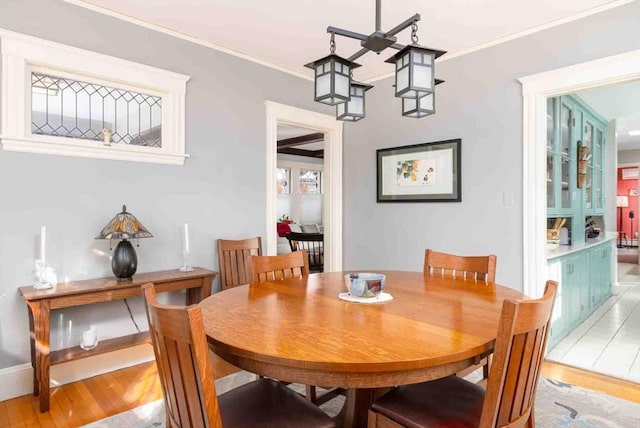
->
521, 51, 640, 383
275, 123, 325, 254
265, 101, 343, 271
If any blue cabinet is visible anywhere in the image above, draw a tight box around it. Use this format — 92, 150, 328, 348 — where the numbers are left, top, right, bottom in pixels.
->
547, 240, 613, 350
547, 95, 607, 244
589, 244, 612, 307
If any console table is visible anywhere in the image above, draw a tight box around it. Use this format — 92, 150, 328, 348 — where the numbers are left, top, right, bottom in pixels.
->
19, 267, 217, 412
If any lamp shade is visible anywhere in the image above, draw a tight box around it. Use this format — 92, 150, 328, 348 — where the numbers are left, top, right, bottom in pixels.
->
337, 81, 373, 122
402, 93, 434, 118
617, 196, 629, 208
95, 205, 153, 240
96, 205, 152, 281
305, 54, 360, 106
401, 79, 444, 118
386, 44, 446, 99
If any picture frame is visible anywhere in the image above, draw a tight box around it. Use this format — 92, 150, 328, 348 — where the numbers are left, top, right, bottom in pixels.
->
630, 188, 639, 197
377, 139, 461, 202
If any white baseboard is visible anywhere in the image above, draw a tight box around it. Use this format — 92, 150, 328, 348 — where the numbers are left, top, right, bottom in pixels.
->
0, 363, 33, 401
0, 344, 155, 402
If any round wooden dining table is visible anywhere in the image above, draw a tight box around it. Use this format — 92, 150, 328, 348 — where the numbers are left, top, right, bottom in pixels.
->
199, 271, 526, 428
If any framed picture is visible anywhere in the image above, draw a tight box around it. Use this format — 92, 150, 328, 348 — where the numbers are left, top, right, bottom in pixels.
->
630, 188, 639, 197
377, 139, 461, 202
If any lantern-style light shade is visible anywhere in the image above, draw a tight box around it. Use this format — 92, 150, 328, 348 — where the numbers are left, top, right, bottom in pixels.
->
402, 93, 434, 118
386, 45, 446, 99
337, 81, 373, 122
305, 54, 360, 105
402, 79, 444, 118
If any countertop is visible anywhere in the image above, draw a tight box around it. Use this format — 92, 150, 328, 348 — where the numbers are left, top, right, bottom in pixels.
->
546, 233, 616, 260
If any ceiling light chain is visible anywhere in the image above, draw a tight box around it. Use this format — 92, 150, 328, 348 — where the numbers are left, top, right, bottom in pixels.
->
411, 23, 419, 44
305, 0, 446, 121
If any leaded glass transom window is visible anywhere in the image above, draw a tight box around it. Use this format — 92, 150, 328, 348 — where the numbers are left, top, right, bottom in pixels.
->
31, 72, 162, 147
276, 168, 290, 194
299, 170, 321, 194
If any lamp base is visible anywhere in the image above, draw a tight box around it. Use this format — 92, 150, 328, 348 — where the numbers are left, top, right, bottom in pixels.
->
112, 239, 137, 281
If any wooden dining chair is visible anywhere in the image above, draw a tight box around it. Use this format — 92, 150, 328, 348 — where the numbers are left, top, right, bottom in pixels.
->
368, 280, 558, 428
141, 283, 335, 428
285, 232, 324, 272
424, 249, 497, 283
250, 251, 344, 405
251, 250, 310, 282
424, 249, 498, 379
217, 236, 262, 290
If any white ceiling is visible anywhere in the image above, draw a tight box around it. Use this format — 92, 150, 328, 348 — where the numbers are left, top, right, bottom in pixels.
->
575, 80, 640, 151
77, 0, 622, 83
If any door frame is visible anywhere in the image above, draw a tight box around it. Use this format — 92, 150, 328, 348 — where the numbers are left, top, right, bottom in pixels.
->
519, 50, 640, 297
265, 101, 343, 271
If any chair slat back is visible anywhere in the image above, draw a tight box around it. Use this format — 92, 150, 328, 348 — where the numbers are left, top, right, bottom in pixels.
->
251, 250, 310, 283
285, 232, 324, 272
217, 237, 262, 290
142, 283, 222, 428
479, 280, 558, 428
424, 249, 497, 283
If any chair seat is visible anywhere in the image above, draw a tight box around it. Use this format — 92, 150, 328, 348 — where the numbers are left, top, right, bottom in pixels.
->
371, 376, 484, 428
219, 378, 335, 428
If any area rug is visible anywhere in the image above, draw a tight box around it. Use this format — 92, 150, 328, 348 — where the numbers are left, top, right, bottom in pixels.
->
83, 372, 640, 428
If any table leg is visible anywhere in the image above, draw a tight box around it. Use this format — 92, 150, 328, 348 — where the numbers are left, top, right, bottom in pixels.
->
186, 287, 200, 305
336, 388, 389, 428
31, 299, 51, 412
27, 304, 37, 395
186, 277, 213, 305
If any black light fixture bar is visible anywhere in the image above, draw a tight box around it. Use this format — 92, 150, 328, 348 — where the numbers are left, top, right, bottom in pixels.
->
383, 13, 421, 39
326, 26, 370, 42
326, 11, 420, 62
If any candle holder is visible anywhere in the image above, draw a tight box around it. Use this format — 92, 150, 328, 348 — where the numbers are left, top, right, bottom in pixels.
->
180, 251, 194, 272
34, 260, 53, 290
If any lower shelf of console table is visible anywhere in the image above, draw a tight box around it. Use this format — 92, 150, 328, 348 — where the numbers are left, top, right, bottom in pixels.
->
19, 267, 217, 412
50, 331, 151, 365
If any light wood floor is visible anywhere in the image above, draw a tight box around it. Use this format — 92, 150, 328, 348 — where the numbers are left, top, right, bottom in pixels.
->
1, 357, 638, 427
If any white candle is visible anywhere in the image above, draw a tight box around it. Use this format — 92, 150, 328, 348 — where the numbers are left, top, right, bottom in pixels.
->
183, 223, 190, 253
40, 225, 46, 264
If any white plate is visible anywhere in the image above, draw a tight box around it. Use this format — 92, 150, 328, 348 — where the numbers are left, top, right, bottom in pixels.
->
338, 292, 393, 304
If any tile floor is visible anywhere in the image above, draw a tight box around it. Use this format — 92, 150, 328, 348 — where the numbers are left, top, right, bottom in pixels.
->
546, 262, 640, 383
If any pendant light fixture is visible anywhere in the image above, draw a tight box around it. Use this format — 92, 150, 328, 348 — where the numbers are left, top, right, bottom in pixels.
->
306, 0, 446, 121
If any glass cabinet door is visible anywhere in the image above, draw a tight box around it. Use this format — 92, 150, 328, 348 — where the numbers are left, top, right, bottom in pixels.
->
547, 98, 556, 210
594, 128, 604, 212
583, 120, 594, 212
559, 101, 573, 211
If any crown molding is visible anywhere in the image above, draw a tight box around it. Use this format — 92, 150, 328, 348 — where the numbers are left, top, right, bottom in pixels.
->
63, 0, 312, 81
363, 0, 637, 83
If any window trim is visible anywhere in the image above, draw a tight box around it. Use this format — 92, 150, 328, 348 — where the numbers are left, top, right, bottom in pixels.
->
0, 28, 190, 165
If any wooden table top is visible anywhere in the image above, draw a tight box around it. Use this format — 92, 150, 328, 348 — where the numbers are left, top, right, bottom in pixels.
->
200, 271, 525, 388
19, 267, 216, 300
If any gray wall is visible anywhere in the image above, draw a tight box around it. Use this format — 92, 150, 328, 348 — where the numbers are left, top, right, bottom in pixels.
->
342, 2, 640, 289
0, 0, 324, 369
618, 149, 640, 164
